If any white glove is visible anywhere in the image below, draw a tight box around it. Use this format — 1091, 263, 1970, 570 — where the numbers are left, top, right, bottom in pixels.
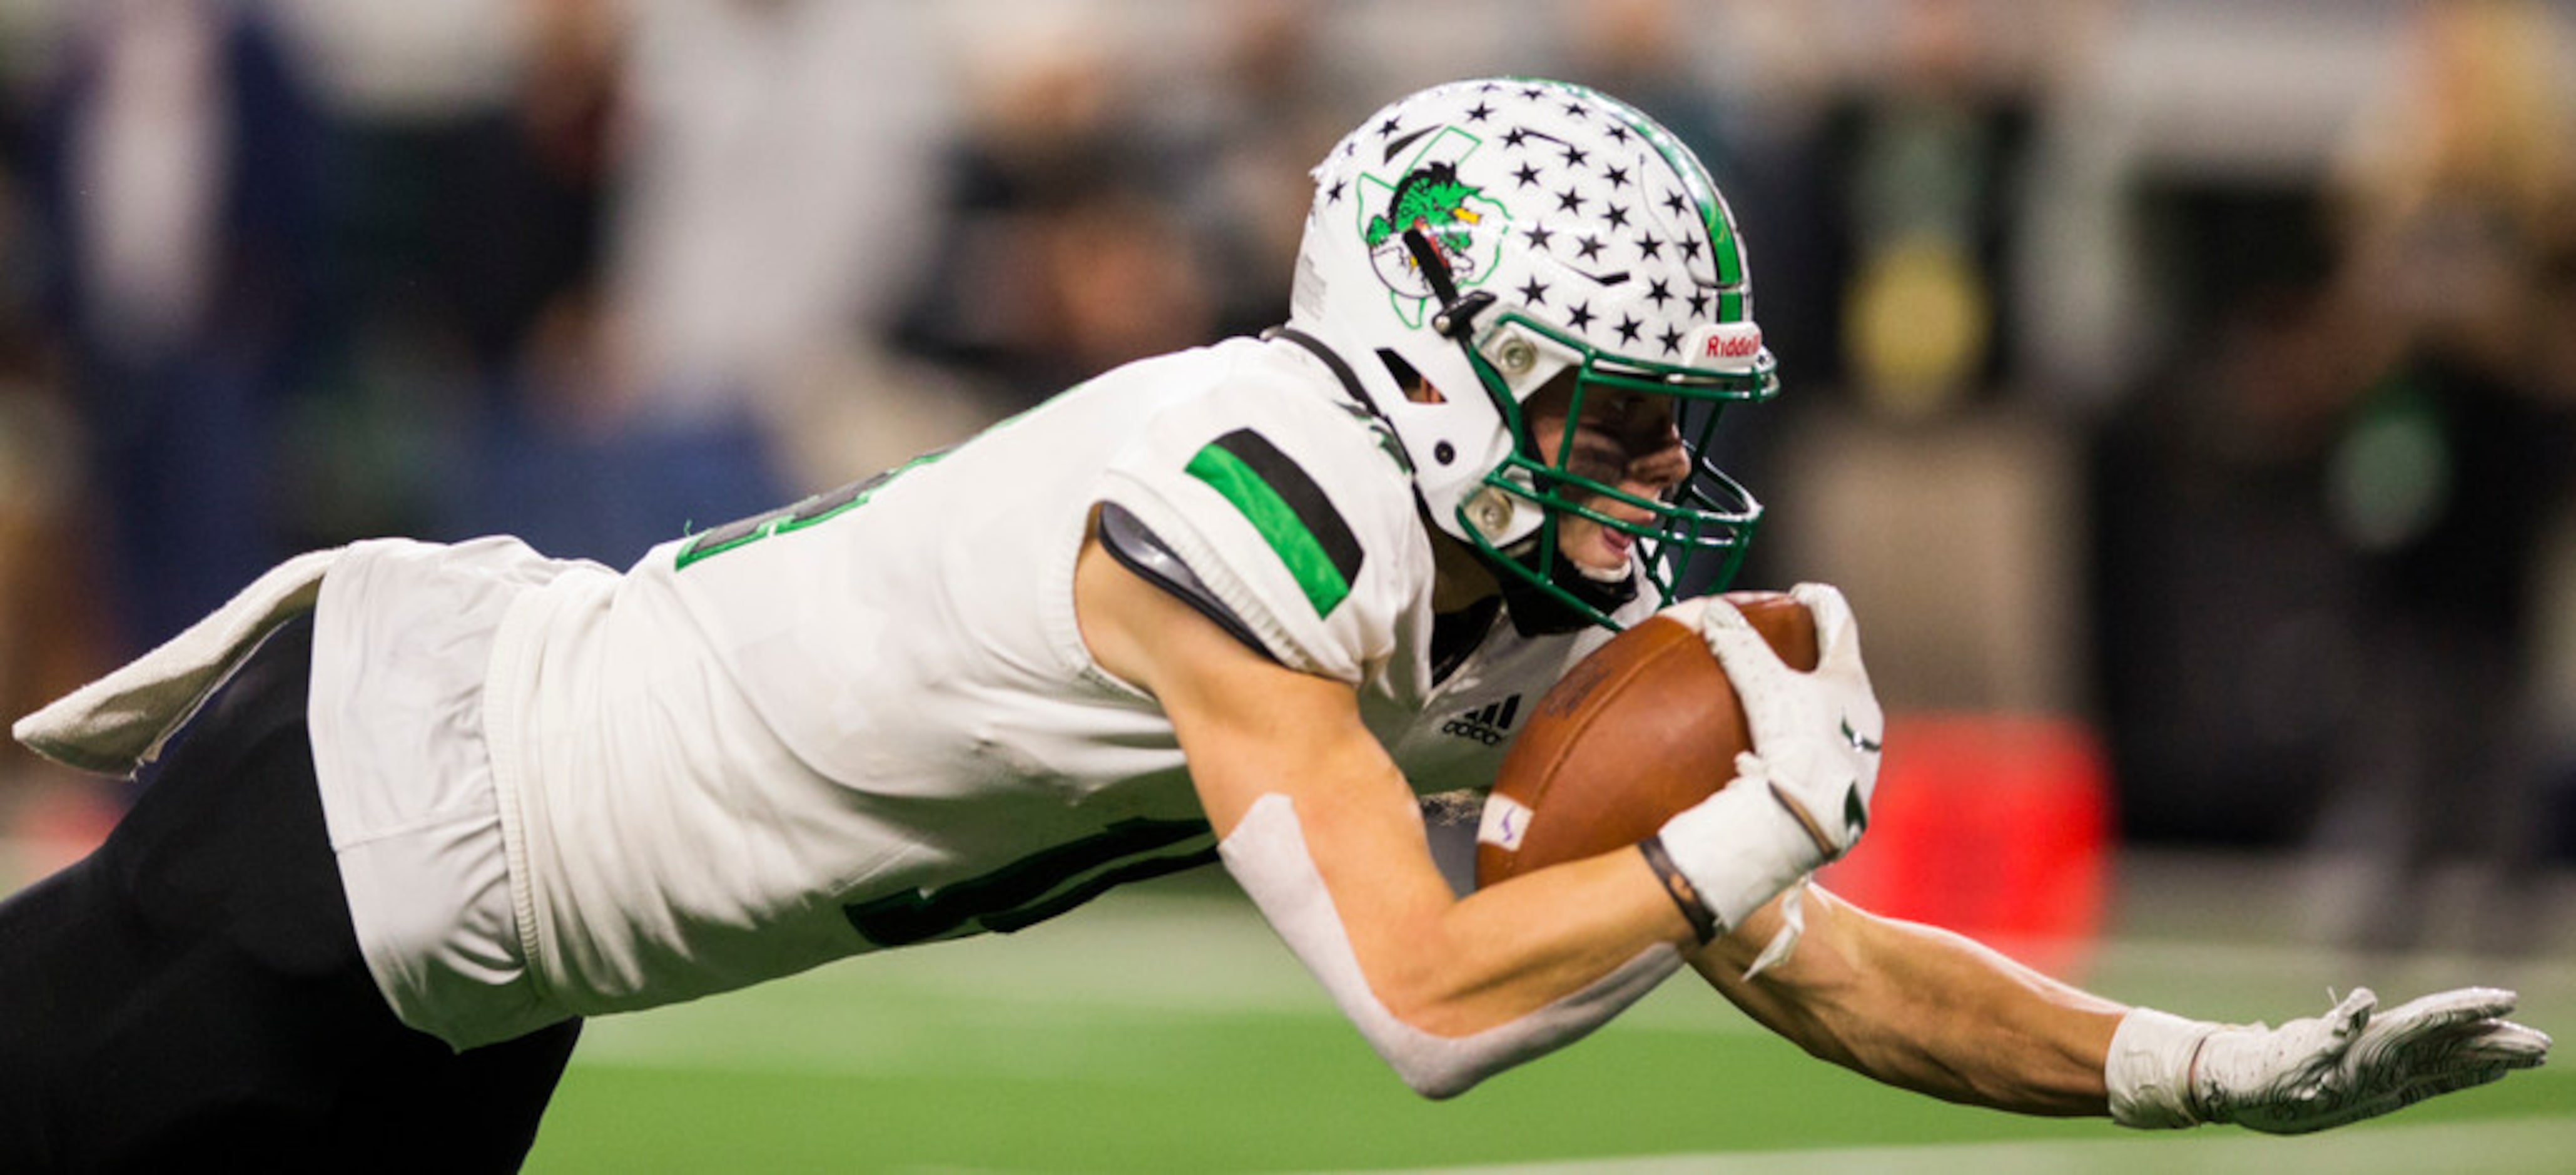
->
2108, 987, 2552, 1133
1649, 584, 1884, 937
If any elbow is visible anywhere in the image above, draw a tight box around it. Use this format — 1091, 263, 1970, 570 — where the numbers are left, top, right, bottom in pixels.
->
1362, 938, 1685, 1101
1364, 967, 1495, 1099
1358, 945, 1528, 1099
1373, 1029, 1493, 1101
1397, 1063, 1481, 1101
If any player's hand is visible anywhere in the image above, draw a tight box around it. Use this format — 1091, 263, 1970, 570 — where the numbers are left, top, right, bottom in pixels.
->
2203, 987, 2550, 1134
1653, 584, 1883, 934
1696, 582, 1882, 862
2110, 988, 2550, 1132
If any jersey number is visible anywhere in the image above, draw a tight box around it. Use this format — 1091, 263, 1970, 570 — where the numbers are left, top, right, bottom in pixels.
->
674, 450, 947, 569
841, 817, 1215, 947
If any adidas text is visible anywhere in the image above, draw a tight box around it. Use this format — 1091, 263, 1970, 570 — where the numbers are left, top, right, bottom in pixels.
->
1441, 695, 1521, 746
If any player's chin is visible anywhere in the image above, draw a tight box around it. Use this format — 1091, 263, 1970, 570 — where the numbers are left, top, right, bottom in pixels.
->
1558, 521, 1638, 582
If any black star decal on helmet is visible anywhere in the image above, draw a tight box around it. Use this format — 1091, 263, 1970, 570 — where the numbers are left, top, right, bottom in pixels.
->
1636, 234, 1665, 262
1566, 300, 1595, 330
1464, 101, 1494, 123
1326, 178, 1347, 205
1680, 236, 1705, 263
1520, 84, 1547, 102
1659, 323, 1685, 356
1615, 313, 1643, 345
1512, 162, 1545, 190
1688, 290, 1711, 317
1555, 186, 1586, 215
1575, 233, 1606, 261
1517, 277, 1551, 307
1377, 116, 1404, 138
1382, 124, 1440, 163
1662, 190, 1690, 217
1605, 124, 1632, 145
1501, 127, 1531, 150
1559, 143, 1590, 168
1604, 165, 1631, 190
1561, 99, 1587, 120
1604, 203, 1631, 231
1646, 277, 1673, 309
1562, 263, 1630, 287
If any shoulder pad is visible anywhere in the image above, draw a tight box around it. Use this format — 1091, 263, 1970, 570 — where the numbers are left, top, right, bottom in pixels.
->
1097, 364, 1429, 683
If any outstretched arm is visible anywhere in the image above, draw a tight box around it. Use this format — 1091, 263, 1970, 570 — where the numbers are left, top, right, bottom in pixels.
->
1695, 884, 2550, 1130
1693, 884, 2122, 1114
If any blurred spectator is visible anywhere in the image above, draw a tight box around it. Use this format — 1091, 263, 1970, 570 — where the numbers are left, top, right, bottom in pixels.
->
2535, 232, 2576, 868
410, 0, 640, 561
1146, 0, 1361, 342
608, 0, 946, 407
262, 0, 626, 556
895, 3, 1220, 410
554, 0, 953, 564
307, 0, 958, 569
2087, 198, 2375, 847
1817, 0, 2036, 419
1735, 0, 2078, 698
21, 0, 325, 655
0, 157, 123, 873
2305, 0, 2576, 951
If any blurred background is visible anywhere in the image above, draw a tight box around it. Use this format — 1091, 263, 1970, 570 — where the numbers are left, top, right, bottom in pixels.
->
0, 0, 2572, 1165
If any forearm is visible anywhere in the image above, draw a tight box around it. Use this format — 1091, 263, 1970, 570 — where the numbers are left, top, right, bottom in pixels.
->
1693, 887, 2123, 1116
1222, 791, 1690, 1096
1210, 719, 1694, 1037
1379, 845, 1695, 1032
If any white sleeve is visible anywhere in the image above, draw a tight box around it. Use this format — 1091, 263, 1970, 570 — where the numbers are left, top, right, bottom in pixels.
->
1220, 793, 1681, 1098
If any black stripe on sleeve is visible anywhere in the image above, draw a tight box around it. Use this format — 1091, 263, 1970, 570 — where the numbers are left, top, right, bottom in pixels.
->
1209, 429, 1367, 589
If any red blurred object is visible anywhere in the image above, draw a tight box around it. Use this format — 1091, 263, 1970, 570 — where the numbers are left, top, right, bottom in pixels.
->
1818, 713, 2112, 977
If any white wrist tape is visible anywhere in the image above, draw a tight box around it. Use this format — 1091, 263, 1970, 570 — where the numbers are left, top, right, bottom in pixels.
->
1219, 793, 1681, 1099
2106, 1007, 2218, 1129
1654, 778, 1821, 934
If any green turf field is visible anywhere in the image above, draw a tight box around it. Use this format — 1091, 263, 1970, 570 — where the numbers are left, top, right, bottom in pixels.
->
524, 864, 2574, 1174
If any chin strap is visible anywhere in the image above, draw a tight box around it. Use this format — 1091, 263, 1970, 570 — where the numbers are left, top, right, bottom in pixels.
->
1486, 539, 1639, 636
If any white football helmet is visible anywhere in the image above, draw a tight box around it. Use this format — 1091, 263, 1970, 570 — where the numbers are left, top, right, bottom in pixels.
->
1285, 78, 1778, 630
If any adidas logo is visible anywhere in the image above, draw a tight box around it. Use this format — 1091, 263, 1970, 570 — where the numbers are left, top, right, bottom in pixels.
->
1440, 694, 1523, 746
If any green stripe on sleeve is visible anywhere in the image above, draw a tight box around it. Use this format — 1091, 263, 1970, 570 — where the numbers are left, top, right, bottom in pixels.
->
1184, 439, 1357, 618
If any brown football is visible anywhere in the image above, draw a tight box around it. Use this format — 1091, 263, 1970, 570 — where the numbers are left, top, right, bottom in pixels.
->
1474, 591, 1819, 888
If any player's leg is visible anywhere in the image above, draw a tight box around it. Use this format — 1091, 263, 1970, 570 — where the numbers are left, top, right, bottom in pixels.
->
0, 614, 579, 1171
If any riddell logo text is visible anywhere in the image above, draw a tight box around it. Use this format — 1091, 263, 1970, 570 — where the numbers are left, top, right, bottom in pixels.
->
1442, 694, 1523, 746
1704, 330, 1760, 359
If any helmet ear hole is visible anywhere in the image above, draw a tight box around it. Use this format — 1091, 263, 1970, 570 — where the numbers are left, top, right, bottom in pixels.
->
1376, 349, 1440, 403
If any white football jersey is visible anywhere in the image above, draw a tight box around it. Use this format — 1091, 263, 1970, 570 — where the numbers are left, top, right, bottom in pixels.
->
310, 334, 1645, 1047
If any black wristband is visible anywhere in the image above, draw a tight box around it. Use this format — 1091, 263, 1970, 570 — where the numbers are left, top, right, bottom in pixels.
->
1638, 835, 1720, 945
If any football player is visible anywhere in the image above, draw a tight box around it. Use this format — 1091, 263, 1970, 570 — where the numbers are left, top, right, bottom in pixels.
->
0, 79, 2545, 1170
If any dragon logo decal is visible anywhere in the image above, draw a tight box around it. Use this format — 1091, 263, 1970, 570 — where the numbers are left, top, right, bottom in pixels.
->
1354, 128, 1509, 328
